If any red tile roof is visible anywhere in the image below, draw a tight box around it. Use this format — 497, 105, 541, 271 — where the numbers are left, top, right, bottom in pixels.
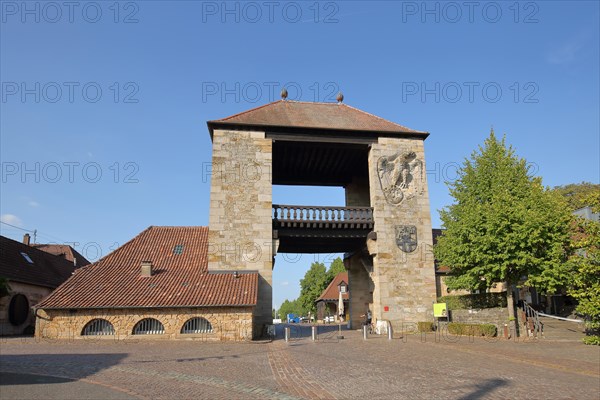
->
33, 244, 91, 267
208, 100, 427, 137
36, 226, 258, 309
0, 236, 77, 289
316, 272, 349, 302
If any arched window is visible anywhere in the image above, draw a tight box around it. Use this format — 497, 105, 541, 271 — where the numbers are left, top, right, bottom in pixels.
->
132, 318, 164, 335
81, 319, 115, 336
181, 317, 213, 334
8, 294, 29, 326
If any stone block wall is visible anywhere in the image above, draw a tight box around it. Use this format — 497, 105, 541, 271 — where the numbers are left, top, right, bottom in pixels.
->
345, 253, 374, 329
435, 275, 470, 298
1, 281, 52, 336
207, 129, 273, 333
436, 276, 506, 298
35, 307, 254, 341
450, 307, 509, 331
368, 137, 437, 330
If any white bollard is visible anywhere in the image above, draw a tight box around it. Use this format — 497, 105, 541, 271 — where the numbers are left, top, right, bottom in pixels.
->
285, 327, 290, 342
311, 326, 317, 341
363, 325, 368, 340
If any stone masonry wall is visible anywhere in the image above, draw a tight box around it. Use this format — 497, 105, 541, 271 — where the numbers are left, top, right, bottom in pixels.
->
450, 307, 509, 331
1, 281, 52, 336
346, 252, 373, 329
36, 307, 254, 341
368, 137, 437, 331
345, 175, 373, 329
207, 129, 273, 333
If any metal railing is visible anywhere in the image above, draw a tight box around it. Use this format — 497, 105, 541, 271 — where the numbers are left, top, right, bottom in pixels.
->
272, 204, 374, 229
181, 317, 213, 334
81, 318, 115, 336
133, 318, 165, 335
522, 301, 543, 338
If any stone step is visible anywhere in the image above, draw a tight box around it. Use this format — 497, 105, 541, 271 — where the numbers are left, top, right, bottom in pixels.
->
539, 316, 586, 341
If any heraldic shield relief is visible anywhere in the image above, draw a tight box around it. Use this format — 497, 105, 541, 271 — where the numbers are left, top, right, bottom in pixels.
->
377, 151, 423, 205
396, 225, 418, 253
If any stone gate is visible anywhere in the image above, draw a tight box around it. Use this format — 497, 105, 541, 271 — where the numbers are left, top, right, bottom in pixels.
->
206, 96, 436, 336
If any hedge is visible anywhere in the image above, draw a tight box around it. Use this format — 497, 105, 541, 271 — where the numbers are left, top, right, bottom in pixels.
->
417, 322, 434, 332
437, 292, 507, 310
447, 322, 497, 337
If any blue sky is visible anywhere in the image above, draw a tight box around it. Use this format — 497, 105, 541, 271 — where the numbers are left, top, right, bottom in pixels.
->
1, 1, 598, 310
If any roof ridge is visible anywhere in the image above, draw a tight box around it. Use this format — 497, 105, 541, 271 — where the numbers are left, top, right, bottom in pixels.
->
2, 235, 71, 262
284, 100, 339, 105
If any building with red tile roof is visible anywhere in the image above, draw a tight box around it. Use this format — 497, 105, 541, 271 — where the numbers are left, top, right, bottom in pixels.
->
315, 272, 349, 322
33, 243, 91, 267
0, 235, 77, 335
35, 226, 259, 341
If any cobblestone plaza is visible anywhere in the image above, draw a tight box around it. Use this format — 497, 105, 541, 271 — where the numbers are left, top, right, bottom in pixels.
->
1, 329, 598, 399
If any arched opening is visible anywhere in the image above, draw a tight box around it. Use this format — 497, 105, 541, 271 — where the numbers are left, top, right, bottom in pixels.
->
132, 318, 164, 335
181, 317, 213, 334
8, 294, 29, 326
81, 319, 115, 336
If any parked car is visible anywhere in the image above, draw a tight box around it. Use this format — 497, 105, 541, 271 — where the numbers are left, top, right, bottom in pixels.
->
324, 316, 334, 323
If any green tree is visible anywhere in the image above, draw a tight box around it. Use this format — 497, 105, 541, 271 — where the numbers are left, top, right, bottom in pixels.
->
434, 131, 572, 330
552, 182, 600, 211
298, 261, 329, 315
278, 299, 303, 319
567, 212, 600, 344
327, 257, 346, 282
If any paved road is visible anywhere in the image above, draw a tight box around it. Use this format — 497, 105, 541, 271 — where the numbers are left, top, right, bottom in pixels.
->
1, 329, 598, 399
0, 372, 137, 399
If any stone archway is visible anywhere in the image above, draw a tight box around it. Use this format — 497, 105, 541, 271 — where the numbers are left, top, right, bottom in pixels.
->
206, 100, 437, 336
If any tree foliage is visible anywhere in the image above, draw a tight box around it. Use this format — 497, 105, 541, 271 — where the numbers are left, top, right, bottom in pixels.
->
552, 182, 600, 211
553, 181, 600, 343
567, 216, 600, 343
278, 299, 303, 319
327, 257, 346, 282
298, 261, 329, 314
434, 131, 572, 294
297, 257, 346, 315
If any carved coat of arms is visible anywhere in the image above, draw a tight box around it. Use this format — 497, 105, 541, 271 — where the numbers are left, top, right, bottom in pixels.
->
396, 225, 418, 253
377, 151, 423, 205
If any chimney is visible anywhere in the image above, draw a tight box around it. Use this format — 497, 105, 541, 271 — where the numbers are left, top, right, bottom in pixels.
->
141, 261, 153, 277
23, 233, 31, 246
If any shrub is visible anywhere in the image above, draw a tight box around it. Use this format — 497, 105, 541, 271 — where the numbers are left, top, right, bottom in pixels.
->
583, 335, 600, 346
447, 322, 497, 337
438, 292, 507, 310
417, 322, 434, 332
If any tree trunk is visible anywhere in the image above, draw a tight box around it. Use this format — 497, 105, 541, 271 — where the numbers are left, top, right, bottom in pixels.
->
506, 283, 517, 338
